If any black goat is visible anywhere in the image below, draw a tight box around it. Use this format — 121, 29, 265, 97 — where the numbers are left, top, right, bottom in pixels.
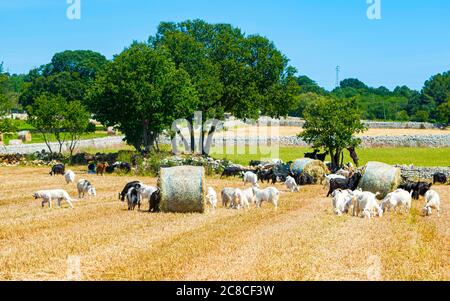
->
304, 150, 319, 160
315, 152, 327, 162
149, 189, 161, 213
411, 182, 432, 200
296, 172, 314, 186
119, 181, 142, 202
327, 172, 362, 197
49, 164, 65, 176
221, 166, 244, 178
433, 172, 447, 185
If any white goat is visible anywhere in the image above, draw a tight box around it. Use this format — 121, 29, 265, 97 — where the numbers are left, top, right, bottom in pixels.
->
242, 187, 256, 206
243, 171, 259, 187
33, 189, 74, 209
206, 187, 218, 209
64, 170, 76, 184
381, 189, 412, 214
232, 188, 250, 209
253, 187, 280, 209
221, 188, 236, 208
77, 179, 96, 199
285, 176, 299, 192
138, 184, 158, 204
353, 191, 383, 219
331, 189, 353, 216
423, 190, 441, 217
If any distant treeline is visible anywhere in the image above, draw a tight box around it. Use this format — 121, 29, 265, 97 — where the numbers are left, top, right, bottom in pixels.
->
290, 75, 450, 124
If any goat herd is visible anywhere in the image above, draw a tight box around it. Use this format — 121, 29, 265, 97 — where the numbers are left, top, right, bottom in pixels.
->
219, 159, 445, 218
32, 159, 445, 219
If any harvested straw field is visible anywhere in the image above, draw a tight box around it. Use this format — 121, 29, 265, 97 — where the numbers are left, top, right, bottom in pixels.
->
0, 166, 448, 281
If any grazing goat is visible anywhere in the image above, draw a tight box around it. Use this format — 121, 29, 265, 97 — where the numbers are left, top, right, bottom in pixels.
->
249, 160, 263, 167
336, 169, 352, 178
352, 191, 382, 219
137, 184, 158, 203
49, 164, 65, 176
206, 187, 218, 209
108, 162, 132, 174
221, 166, 244, 178
243, 171, 259, 187
433, 172, 447, 185
324, 174, 346, 188
232, 189, 250, 209
33, 189, 74, 209
327, 172, 362, 197
315, 152, 327, 162
331, 189, 353, 216
221, 188, 236, 208
411, 182, 432, 200
242, 187, 256, 206
296, 172, 314, 186
252, 187, 280, 209
77, 179, 96, 199
398, 181, 417, 194
304, 150, 319, 160
126, 187, 140, 211
423, 190, 441, 217
119, 181, 142, 202
64, 170, 76, 184
381, 189, 412, 214
257, 169, 274, 183
285, 176, 299, 192
149, 189, 161, 213
96, 163, 109, 176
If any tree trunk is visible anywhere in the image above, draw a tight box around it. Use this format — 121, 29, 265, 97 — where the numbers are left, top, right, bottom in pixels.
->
173, 126, 191, 153
203, 121, 219, 156
187, 116, 195, 154
41, 131, 53, 155
330, 148, 341, 171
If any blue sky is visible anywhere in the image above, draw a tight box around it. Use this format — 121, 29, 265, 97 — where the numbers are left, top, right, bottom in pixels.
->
0, 0, 449, 90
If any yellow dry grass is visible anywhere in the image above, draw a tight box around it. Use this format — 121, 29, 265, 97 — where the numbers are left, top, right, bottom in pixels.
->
0, 166, 448, 281
217, 126, 449, 138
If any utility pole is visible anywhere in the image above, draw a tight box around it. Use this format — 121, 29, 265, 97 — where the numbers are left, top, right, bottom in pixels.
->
335, 65, 340, 88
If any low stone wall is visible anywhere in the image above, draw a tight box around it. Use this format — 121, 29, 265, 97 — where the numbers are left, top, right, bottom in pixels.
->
240, 117, 440, 129
207, 135, 450, 148
0, 136, 125, 155
395, 165, 450, 182
2, 133, 449, 155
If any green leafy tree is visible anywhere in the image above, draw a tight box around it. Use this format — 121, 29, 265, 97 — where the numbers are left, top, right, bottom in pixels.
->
88, 43, 199, 153
27, 94, 67, 154
436, 100, 450, 125
64, 100, 90, 158
27, 94, 89, 156
20, 50, 107, 107
300, 97, 366, 169
339, 78, 368, 90
296, 75, 327, 95
152, 20, 299, 155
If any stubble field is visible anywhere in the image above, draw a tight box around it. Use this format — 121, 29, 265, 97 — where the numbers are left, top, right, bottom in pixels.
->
0, 166, 448, 281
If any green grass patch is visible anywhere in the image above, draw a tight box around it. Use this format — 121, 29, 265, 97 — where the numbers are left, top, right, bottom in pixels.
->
210, 146, 450, 167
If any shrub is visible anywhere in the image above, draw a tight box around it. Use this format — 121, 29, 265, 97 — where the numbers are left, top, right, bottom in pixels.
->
86, 122, 97, 133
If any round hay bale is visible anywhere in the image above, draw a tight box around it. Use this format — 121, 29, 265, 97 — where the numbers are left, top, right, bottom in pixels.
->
291, 159, 329, 184
159, 166, 205, 213
358, 161, 401, 198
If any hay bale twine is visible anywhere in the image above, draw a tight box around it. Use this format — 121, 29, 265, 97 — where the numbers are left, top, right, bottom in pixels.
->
291, 159, 329, 184
358, 161, 401, 198
159, 166, 205, 213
